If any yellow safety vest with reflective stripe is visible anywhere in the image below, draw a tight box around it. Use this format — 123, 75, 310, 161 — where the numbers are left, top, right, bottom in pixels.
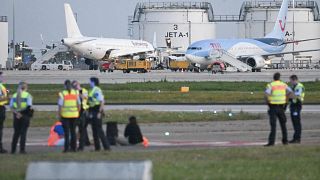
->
59, 89, 79, 118
88, 86, 102, 107
267, 81, 287, 105
292, 82, 305, 103
0, 83, 8, 106
81, 88, 89, 110
12, 91, 31, 111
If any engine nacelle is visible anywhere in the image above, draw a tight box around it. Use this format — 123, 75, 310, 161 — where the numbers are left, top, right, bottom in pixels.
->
245, 56, 265, 68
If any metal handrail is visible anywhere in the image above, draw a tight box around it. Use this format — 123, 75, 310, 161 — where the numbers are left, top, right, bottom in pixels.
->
238, 1, 320, 21
132, 2, 214, 22
132, 1, 320, 22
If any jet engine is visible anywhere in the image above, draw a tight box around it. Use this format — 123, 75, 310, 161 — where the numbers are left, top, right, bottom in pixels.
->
245, 56, 265, 69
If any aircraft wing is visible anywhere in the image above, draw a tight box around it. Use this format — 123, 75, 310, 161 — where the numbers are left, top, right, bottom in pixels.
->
72, 39, 96, 45
261, 49, 320, 57
111, 49, 154, 57
237, 49, 320, 58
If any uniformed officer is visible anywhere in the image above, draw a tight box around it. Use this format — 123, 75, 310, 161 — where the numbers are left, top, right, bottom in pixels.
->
88, 77, 110, 151
58, 80, 81, 152
264, 72, 293, 146
10, 82, 33, 154
0, 72, 8, 153
288, 75, 305, 144
72, 80, 90, 151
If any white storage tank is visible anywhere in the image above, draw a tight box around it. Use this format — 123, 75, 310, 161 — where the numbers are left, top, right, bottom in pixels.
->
0, 16, 8, 69
131, 1, 320, 62
131, 2, 216, 50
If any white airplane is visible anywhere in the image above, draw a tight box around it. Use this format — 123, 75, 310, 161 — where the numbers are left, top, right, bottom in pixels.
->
185, 0, 320, 72
61, 3, 154, 67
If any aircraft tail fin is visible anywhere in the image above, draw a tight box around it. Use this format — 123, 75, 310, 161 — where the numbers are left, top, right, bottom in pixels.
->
64, 3, 83, 38
265, 0, 289, 39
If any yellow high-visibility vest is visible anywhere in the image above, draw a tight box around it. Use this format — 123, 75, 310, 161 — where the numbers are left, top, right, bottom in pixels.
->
267, 80, 287, 105
59, 89, 79, 118
12, 91, 31, 111
0, 83, 8, 106
88, 86, 103, 107
292, 82, 305, 103
81, 88, 89, 110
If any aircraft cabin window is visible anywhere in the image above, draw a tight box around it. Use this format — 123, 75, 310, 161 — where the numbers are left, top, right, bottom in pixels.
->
188, 47, 202, 50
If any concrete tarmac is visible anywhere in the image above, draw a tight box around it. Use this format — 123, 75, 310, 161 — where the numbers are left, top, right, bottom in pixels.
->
3, 69, 320, 84
1, 113, 319, 153
30, 104, 320, 113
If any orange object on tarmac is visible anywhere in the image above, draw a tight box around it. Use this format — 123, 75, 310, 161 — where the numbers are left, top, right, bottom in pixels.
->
48, 121, 65, 146
143, 136, 149, 148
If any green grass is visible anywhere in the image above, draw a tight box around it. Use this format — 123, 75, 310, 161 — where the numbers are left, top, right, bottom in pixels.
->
4, 81, 320, 104
5, 81, 320, 92
0, 145, 319, 179
4, 110, 261, 128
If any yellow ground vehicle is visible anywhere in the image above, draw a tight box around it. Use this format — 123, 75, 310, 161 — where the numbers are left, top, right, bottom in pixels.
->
115, 60, 151, 73
169, 60, 190, 72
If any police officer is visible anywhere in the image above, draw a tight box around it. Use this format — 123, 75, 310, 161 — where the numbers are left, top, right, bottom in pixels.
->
72, 80, 90, 151
288, 75, 305, 144
88, 77, 110, 151
10, 82, 33, 154
58, 80, 80, 152
264, 72, 292, 146
0, 72, 8, 153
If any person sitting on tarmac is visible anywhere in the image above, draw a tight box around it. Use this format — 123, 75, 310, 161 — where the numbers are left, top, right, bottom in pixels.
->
116, 116, 144, 146
48, 121, 65, 147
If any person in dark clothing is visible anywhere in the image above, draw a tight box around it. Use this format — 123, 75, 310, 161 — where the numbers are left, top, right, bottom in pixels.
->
72, 80, 90, 151
88, 77, 110, 151
264, 72, 293, 146
10, 82, 33, 154
58, 80, 81, 153
117, 116, 143, 145
0, 71, 9, 153
288, 75, 305, 144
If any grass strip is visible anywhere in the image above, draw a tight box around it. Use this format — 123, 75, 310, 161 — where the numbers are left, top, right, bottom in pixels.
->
5, 81, 320, 91
0, 145, 319, 179
4, 110, 262, 128
4, 81, 320, 104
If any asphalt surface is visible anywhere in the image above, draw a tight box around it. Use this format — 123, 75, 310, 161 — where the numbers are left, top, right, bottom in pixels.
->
1, 112, 319, 153
3, 69, 320, 84
29, 104, 320, 113
1, 69, 319, 153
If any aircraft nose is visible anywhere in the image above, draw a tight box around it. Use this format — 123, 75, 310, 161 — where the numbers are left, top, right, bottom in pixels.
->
185, 53, 194, 61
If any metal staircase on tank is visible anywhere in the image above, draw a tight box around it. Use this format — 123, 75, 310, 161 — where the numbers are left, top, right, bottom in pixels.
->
32, 44, 68, 66
238, 1, 320, 21
219, 50, 252, 72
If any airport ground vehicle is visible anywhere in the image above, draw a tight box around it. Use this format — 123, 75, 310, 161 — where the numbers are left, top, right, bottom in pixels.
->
31, 60, 73, 70
168, 60, 190, 72
99, 62, 114, 72
115, 60, 151, 73
209, 61, 225, 74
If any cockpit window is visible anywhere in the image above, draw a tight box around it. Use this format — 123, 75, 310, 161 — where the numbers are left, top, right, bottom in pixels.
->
187, 47, 202, 50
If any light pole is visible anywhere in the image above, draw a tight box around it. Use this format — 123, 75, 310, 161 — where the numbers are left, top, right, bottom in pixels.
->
292, 0, 295, 67
12, 0, 15, 63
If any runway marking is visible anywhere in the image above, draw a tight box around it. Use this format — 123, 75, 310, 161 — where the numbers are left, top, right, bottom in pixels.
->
25, 140, 267, 147
149, 140, 266, 147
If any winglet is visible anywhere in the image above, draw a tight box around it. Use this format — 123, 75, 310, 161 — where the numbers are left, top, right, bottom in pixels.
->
64, 3, 83, 38
265, 0, 289, 39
